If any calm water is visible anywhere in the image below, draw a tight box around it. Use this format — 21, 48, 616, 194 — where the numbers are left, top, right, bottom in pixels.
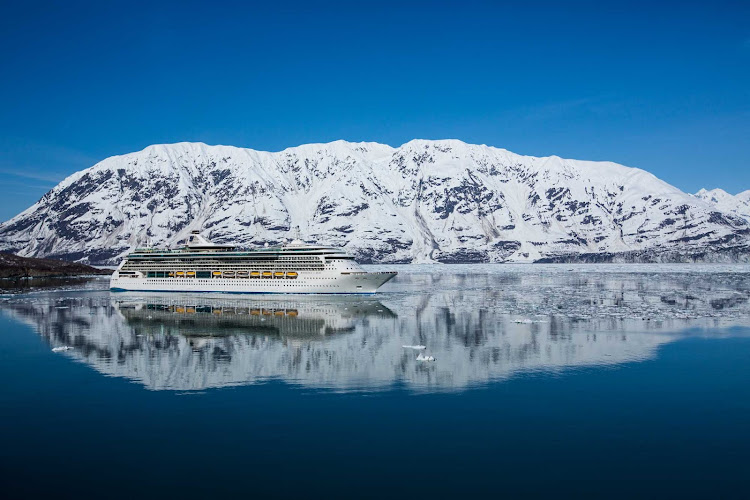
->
1, 264, 750, 498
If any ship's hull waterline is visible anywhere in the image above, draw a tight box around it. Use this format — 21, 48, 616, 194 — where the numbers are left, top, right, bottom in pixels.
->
109, 231, 397, 295
110, 272, 397, 294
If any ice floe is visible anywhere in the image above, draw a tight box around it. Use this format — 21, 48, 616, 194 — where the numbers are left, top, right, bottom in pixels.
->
416, 353, 436, 362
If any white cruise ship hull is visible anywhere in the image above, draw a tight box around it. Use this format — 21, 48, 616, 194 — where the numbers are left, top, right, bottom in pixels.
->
110, 271, 397, 295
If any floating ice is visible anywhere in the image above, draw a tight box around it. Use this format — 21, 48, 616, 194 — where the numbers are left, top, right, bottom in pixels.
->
51, 346, 73, 352
402, 345, 427, 350
416, 353, 435, 362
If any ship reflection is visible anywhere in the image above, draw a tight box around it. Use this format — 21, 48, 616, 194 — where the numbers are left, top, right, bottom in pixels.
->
115, 295, 395, 340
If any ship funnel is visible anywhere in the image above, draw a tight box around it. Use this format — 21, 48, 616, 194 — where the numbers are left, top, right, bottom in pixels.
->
186, 232, 215, 247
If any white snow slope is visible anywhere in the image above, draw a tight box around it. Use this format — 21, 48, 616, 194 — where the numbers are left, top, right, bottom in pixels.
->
0, 140, 748, 264
694, 188, 750, 223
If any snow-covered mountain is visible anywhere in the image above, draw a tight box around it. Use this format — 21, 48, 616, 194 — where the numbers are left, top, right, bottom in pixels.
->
1, 140, 749, 264
694, 188, 750, 223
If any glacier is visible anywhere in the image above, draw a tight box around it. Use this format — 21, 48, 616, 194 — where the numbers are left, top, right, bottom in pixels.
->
0, 139, 748, 264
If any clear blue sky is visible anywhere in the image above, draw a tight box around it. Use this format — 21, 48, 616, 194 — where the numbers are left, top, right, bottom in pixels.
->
1, 0, 748, 220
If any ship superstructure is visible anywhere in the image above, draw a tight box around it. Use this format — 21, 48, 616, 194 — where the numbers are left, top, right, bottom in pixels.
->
110, 231, 397, 294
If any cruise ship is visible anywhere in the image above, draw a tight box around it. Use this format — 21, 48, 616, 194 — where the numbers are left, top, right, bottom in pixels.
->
110, 231, 397, 294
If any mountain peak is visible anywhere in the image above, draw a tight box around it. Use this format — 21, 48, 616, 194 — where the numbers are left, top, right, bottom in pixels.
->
695, 187, 750, 222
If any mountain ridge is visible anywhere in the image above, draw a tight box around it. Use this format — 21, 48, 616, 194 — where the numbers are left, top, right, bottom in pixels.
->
1, 140, 749, 264
694, 188, 750, 223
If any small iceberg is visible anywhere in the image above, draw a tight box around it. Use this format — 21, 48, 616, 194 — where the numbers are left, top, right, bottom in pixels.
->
402, 345, 427, 350
51, 346, 73, 352
416, 353, 435, 362
512, 319, 534, 324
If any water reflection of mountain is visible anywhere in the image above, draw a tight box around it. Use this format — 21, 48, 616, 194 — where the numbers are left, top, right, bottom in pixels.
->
2, 267, 749, 392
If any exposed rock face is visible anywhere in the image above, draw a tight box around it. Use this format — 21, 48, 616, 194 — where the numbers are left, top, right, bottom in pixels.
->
0, 252, 110, 278
0, 140, 748, 264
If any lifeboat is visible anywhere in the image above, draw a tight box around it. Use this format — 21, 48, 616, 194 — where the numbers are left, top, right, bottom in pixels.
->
286, 310, 298, 317
274, 271, 285, 278
168, 272, 175, 277
237, 271, 249, 278
176, 307, 185, 313
250, 271, 260, 278
222, 271, 235, 278
286, 272, 298, 279
262, 271, 272, 278
250, 309, 261, 316
212, 271, 222, 277
176, 271, 185, 277
274, 310, 285, 316
213, 309, 223, 315
262, 309, 272, 315
186, 307, 195, 314
186, 271, 196, 277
